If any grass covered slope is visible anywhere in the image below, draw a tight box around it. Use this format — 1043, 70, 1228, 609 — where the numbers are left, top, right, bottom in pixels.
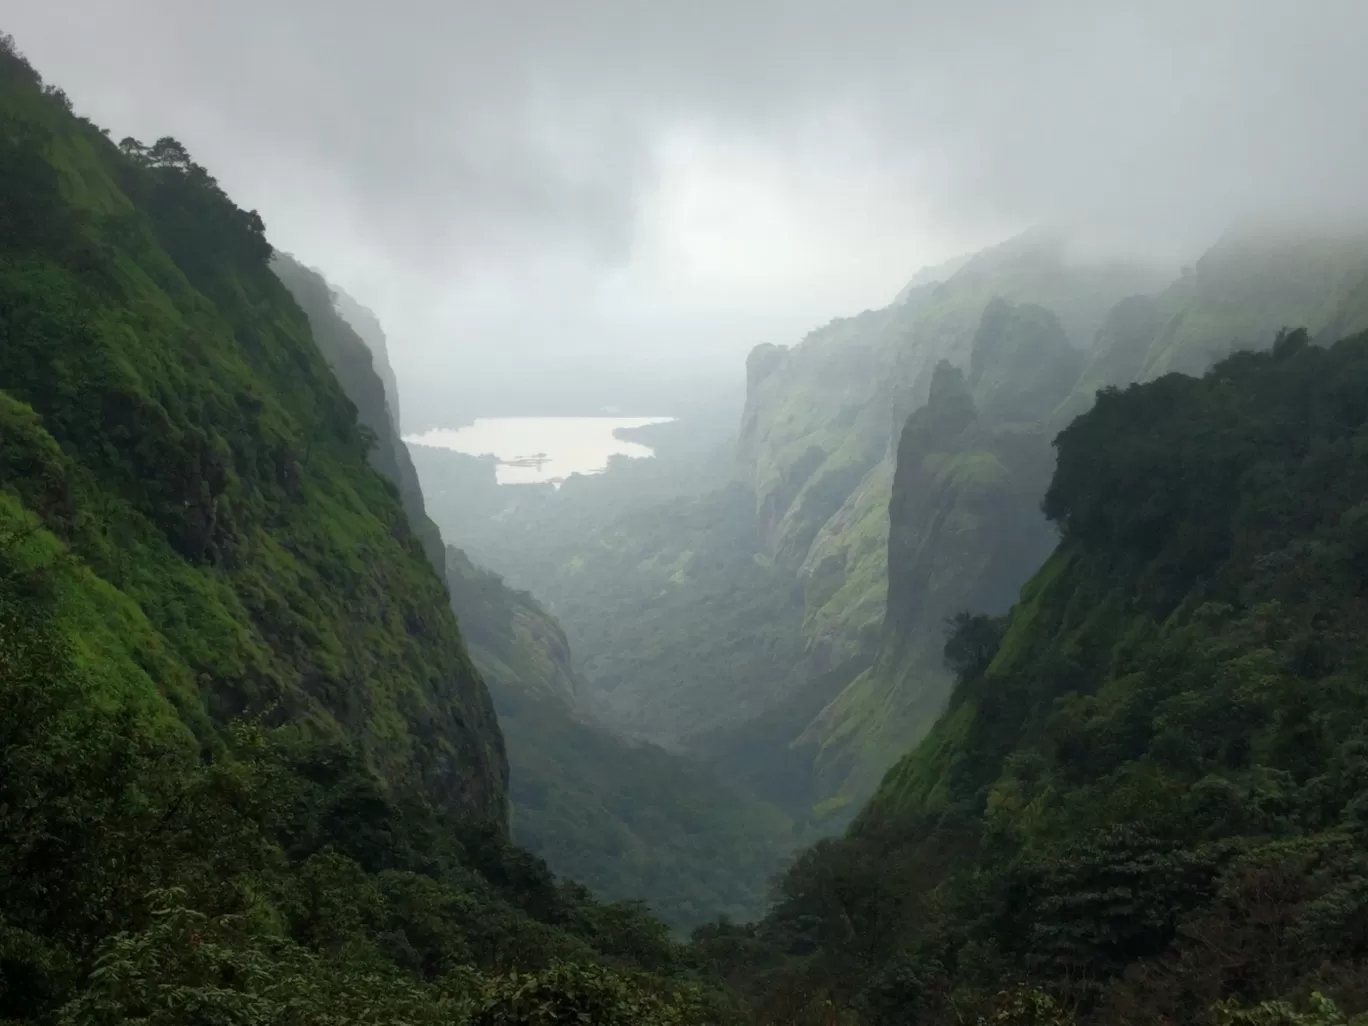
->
0, 42, 503, 817
758, 328, 1368, 1024
1138, 229, 1368, 379
797, 301, 1077, 819
445, 546, 794, 931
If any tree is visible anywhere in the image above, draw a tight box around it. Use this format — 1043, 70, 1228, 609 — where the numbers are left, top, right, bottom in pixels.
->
944, 612, 1006, 680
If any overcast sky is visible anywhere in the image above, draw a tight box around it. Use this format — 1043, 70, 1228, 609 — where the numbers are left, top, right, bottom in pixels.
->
10, 1, 1368, 424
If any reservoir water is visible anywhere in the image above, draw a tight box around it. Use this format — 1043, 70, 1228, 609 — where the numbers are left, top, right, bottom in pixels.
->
405, 416, 673, 485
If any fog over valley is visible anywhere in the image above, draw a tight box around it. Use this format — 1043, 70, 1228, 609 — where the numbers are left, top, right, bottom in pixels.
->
14, 1, 1368, 424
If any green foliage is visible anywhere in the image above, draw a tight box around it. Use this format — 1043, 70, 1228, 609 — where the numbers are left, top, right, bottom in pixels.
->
467, 962, 707, 1026
744, 330, 1368, 1024
271, 252, 447, 574
0, 543, 718, 1022
444, 545, 794, 930
0, 39, 504, 815
1217, 993, 1368, 1026
523, 483, 806, 744
973, 989, 1077, 1026
943, 612, 1007, 681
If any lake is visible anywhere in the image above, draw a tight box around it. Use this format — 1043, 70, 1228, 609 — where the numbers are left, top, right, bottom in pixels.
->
405, 416, 674, 485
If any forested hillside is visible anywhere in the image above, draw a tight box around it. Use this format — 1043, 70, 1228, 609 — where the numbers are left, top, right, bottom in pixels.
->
714, 328, 1368, 1025
0, 36, 730, 1024
0, 38, 502, 816
796, 298, 1078, 814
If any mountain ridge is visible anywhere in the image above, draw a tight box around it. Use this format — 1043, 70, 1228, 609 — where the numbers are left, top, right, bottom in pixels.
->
0, 39, 735, 1025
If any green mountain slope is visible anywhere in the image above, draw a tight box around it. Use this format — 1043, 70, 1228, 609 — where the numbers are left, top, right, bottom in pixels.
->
753, 328, 1368, 1024
271, 251, 447, 574
0, 45, 502, 816
446, 546, 794, 931
795, 299, 1079, 816
797, 233, 1368, 823
1137, 229, 1368, 379
737, 233, 1165, 677
0, 38, 722, 1025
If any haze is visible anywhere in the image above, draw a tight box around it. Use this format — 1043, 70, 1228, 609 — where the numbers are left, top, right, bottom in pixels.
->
13, 0, 1368, 426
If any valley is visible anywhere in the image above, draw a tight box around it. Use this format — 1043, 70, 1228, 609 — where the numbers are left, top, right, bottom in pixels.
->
7, 16, 1368, 1026
413, 226, 1368, 837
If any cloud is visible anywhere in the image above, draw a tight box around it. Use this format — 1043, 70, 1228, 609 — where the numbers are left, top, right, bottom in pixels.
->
9, 1, 1368, 420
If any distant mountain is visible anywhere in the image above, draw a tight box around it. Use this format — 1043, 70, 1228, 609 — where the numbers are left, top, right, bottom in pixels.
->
889, 250, 972, 304
758, 228, 1368, 819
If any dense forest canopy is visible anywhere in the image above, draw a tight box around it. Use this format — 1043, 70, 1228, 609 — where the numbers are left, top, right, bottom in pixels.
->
741, 330, 1368, 1024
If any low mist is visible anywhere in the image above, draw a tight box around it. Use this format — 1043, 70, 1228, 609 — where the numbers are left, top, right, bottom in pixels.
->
12, 1, 1368, 423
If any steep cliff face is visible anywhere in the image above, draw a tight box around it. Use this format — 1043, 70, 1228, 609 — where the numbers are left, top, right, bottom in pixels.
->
738, 297, 928, 568
331, 287, 403, 429
445, 545, 584, 709
736, 233, 1164, 678
723, 230, 1368, 823
0, 46, 505, 820
271, 253, 446, 575
795, 303, 1078, 815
